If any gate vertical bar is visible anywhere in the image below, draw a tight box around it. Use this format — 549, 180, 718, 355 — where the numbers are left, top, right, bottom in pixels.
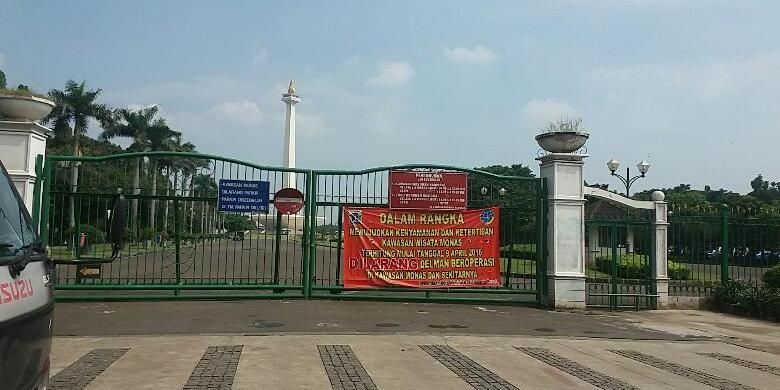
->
610, 220, 618, 310
174, 198, 182, 296
307, 171, 318, 297
647, 221, 655, 309
536, 178, 545, 304
273, 211, 282, 286
720, 204, 729, 282
541, 178, 549, 299
31, 154, 44, 231
335, 205, 343, 286
39, 158, 53, 248
301, 171, 312, 298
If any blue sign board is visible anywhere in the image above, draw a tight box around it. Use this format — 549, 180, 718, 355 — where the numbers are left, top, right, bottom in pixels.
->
218, 179, 270, 213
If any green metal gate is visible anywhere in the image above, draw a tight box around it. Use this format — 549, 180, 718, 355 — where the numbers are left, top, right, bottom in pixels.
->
38, 152, 311, 301
308, 165, 547, 305
585, 217, 656, 310
36, 154, 547, 304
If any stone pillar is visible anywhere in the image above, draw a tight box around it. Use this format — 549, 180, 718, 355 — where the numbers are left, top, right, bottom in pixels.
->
651, 191, 669, 308
538, 153, 587, 309
0, 121, 51, 212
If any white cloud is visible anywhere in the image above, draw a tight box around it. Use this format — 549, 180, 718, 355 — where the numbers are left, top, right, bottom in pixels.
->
443, 45, 498, 64
588, 51, 780, 100
210, 100, 264, 124
367, 61, 414, 87
252, 49, 269, 64
520, 98, 580, 129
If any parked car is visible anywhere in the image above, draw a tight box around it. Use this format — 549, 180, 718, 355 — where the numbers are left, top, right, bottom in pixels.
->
281, 228, 292, 235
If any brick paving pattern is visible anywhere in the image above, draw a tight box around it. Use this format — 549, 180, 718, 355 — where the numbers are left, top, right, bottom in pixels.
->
317, 345, 378, 390
49, 348, 130, 390
183, 345, 243, 390
699, 352, 780, 377
609, 350, 756, 390
419, 344, 519, 390
516, 347, 638, 390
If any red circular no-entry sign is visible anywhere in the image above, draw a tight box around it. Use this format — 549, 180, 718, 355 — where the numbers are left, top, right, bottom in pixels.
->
274, 188, 305, 214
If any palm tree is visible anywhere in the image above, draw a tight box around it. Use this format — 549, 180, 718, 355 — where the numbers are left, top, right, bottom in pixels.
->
100, 106, 169, 231
143, 124, 181, 229
161, 137, 195, 231
192, 172, 218, 234
44, 80, 114, 239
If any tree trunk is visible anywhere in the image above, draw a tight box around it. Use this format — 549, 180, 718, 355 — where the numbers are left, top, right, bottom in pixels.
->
200, 202, 209, 234
164, 167, 178, 232
187, 173, 195, 234
149, 160, 158, 230
68, 131, 80, 247
131, 158, 141, 234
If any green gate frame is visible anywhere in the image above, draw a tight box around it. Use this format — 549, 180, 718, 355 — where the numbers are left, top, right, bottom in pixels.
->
584, 218, 656, 310
34, 153, 548, 305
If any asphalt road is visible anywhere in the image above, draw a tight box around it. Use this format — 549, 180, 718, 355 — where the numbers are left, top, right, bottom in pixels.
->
52, 299, 694, 339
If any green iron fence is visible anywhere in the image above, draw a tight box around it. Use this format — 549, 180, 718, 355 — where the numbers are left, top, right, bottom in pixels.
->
585, 214, 656, 310
36, 153, 547, 304
669, 205, 780, 297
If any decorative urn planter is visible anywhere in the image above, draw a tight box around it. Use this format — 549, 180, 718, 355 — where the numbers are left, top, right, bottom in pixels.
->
0, 95, 56, 122
535, 131, 589, 153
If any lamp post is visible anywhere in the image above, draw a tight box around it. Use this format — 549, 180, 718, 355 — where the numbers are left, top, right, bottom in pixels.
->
606, 159, 651, 197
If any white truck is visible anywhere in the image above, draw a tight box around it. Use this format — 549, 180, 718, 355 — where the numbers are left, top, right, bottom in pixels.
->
0, 159, 53, 389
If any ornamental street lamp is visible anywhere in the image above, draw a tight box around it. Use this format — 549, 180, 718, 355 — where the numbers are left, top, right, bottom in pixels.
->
607, 159, 651, 197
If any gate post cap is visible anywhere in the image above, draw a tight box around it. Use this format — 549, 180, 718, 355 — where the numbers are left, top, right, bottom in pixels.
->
651, 191, 665, 201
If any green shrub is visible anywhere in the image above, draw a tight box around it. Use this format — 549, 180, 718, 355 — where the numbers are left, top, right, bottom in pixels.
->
668, 260, 691, 280
499, 244, 537, 260
712, 280, 751, 304
595, 254, 647, 279
594, 254, 690, 280
762, 265, 780, 289
65, 224, 105, 245
712, 280, 780, 320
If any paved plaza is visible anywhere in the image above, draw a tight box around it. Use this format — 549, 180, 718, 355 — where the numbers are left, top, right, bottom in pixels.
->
49, 301, 780, 389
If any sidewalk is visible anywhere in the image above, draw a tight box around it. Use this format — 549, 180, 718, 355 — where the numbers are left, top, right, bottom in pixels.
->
52, 334, 779, 389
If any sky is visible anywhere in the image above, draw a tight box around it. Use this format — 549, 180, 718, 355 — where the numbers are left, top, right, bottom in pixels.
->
1, 0, 778, 194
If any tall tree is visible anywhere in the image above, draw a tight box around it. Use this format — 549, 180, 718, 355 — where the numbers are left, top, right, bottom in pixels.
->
144, 124, 181, 228
192, 173, 218, 234
43, 80, 114, 239
100, 106, 169, 231
160, 137, 194, 231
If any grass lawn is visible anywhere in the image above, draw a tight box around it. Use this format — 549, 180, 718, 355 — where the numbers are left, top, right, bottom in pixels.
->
48, 240, 203, 259
500, 258, 536, 274
500, 243, 537, 252
49, 243, 148, 259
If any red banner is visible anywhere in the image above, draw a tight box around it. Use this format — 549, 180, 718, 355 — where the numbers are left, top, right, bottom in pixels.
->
343, 207, 501, 288
389, 171, 467, 210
